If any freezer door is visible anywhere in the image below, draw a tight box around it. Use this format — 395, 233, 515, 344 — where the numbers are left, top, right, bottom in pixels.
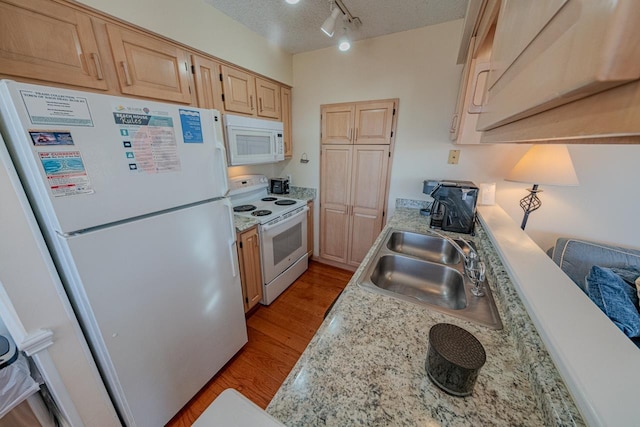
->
61, 199, 246, 427
0, 81, 229, 234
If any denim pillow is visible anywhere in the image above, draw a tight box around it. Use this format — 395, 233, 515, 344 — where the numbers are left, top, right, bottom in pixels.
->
611, 267, 640, 285
586, 266, 640, 338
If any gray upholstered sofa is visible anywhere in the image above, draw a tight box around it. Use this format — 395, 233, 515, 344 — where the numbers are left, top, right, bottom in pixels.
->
549, 238, 640, 292
549, 238, 640, 345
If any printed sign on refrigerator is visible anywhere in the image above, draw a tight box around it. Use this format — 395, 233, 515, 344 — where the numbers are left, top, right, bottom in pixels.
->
39, 151, 94, 197
179, 109, 203, 143
20, 90, 94, 126
113, 104, 181, 174
29, 130, 75, 146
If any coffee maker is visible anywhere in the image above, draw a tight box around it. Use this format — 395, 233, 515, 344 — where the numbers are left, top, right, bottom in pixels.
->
423, 180, 478, 234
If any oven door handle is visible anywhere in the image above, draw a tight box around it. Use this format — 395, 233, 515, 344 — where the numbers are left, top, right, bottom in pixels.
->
260, 206, 308, 232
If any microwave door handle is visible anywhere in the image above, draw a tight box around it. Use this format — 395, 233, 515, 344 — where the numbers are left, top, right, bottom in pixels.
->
273, 132, 278, 161
260, 207, 308, 232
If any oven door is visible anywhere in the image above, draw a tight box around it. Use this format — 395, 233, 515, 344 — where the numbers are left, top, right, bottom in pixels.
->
260, 207, 308, 285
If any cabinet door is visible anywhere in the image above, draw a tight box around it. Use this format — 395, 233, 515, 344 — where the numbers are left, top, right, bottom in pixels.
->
450, 37, 476, 142
321, 104, 355, 145
256, 77, 281, 120
221, 65, 256, 116
307, 200, 314, 257
0, 0, 107, 90
354, 100, 395, 145
347, 145, 389, 266
106, 24, 192, 104
319, 146, 352, 264
478, 0, 640, 131
237, 227, 263, 312
192, 55, 222, 110
281, 87, 293, 158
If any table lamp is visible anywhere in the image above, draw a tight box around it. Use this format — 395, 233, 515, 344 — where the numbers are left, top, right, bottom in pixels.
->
505, 144, 579, 230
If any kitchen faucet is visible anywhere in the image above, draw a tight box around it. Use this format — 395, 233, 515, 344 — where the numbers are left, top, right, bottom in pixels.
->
426, 229, 486, 297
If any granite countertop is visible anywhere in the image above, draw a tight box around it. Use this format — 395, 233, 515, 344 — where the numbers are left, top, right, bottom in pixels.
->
233, 186, 316, 232
266, 207, 583, 426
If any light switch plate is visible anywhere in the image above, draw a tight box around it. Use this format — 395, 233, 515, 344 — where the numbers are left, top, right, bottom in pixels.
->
448, 150, 460, 164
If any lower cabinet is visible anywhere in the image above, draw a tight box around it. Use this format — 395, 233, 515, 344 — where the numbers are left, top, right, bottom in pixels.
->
237, 226, 262, 313
320, 145, 390, 268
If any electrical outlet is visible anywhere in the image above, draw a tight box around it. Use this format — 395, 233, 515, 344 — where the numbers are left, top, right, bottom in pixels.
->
448, 150, 460, 164
286, 174, 292, 184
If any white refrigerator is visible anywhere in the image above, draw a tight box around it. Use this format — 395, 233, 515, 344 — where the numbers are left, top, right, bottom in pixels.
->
0, 80, 248, 426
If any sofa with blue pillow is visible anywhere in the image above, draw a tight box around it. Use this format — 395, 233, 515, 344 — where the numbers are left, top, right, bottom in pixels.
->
549, 238, 640, 344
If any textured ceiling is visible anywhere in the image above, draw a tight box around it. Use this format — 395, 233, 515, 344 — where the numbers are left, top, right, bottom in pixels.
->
203, 0, 468, 54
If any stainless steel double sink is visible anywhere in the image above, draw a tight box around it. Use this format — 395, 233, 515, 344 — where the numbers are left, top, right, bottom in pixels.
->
357, 229, 503, 329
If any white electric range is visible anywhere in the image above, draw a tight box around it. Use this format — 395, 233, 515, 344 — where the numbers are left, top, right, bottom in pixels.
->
229, 175, 308, 305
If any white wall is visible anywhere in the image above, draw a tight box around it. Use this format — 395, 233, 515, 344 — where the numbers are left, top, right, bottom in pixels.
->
280, 20, 640, 253
76, 0, 293, 85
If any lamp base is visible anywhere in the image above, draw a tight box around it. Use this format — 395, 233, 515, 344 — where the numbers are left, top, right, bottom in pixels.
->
519, 185, 542, 230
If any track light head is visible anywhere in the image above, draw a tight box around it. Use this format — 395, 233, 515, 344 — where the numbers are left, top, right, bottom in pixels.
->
338, 26, 351, 51
321, 7, 342, 37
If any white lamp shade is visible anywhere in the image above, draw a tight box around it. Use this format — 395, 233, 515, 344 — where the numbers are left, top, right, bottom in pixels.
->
321, 8, 341, 37
505, 144, 579, 186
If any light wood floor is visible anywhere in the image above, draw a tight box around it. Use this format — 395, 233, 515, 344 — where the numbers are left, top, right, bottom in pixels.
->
166, 260, 352, 426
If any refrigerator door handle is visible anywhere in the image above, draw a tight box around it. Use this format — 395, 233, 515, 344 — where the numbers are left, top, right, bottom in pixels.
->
215, 141, 230, 196
223, 199, 238, 278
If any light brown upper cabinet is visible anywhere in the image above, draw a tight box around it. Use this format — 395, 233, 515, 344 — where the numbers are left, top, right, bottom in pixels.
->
477, 0, 640, 131
450, 27, 495, 144
0, 0, 108, 91
255, 77, 281, 120
321, 100, 396, 145
221, 65, 283, 120
319, 144, 390, 268
281, 87, 293, 158
321, 104, 355, 145
106, 24, 192, 104
191, 55, 222, 110
220, 65, 256, 115
451, 0, 499, 144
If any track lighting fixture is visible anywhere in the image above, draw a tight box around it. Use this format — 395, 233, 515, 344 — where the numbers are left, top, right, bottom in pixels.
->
320, 0, 361, 49
338, 25, 351, 51
321, 6, 342, 37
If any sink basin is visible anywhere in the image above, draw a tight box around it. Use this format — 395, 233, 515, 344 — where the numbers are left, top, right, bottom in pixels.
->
370, 255, 466, 310
358, 229, 503, 329
386, 231, 462, 264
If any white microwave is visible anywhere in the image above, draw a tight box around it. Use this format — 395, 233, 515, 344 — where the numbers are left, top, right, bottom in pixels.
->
223, 114, 284, 166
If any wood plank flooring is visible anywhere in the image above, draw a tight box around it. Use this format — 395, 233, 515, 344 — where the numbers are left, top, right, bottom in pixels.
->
166, 261, 352, 426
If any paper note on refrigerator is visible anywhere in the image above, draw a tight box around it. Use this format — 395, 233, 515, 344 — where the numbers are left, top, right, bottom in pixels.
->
20, 90, 94, 126
113, 104, 181, 174
39, 151, 94, 197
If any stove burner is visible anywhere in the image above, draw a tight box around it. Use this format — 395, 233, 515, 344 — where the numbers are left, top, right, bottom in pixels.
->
251, 209, 272, 217
275, 199, 296, 206
262, 197, 277, 202
234, 204, 257, 212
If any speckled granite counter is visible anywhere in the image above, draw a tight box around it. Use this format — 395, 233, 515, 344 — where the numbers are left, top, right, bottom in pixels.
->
286, 186, 316, 202
234, 187, 316, 232
266, 207, 583, 426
